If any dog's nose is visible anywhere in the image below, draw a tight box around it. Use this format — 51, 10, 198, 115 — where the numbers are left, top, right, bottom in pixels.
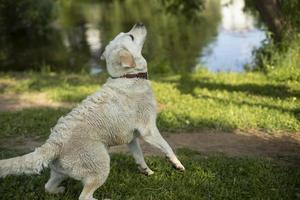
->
135, 22, 144, 28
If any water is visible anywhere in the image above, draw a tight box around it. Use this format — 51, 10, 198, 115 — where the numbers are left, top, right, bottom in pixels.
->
200, 0, 266, 72
0, 0, 266, 74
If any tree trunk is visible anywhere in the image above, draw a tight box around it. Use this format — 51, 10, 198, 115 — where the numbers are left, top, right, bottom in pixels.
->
253, 0, 287, 42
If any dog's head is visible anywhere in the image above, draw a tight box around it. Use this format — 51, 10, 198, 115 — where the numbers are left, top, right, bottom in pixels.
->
101, 23, 147, 77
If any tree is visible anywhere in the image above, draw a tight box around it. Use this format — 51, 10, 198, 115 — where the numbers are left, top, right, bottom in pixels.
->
252, 0, 288, 42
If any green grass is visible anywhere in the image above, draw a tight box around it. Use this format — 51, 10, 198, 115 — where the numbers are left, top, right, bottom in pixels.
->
0, 149, 299, 200
0, 71, 105, 102
0, 70, 300, 137
0, 71, 299, 200
154, 72, 300, 132
0, 108, 69, 138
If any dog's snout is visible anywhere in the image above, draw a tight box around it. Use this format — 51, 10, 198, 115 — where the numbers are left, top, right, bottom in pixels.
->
135, 22, 144, 28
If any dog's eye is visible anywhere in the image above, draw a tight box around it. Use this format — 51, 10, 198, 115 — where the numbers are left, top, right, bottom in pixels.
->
128, 34, 134, 41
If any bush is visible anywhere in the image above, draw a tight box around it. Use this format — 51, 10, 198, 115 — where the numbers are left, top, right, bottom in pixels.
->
253, 34, 300, 82
0, 0, 55, 35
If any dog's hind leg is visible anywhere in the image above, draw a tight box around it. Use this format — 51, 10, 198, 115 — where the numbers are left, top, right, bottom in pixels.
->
128, 137, 154, 175
75, 142, 110, 200
78, 159, 110, 200
79, 175, 107, 200
141, 125, 185, 172
45, 169, 66, 194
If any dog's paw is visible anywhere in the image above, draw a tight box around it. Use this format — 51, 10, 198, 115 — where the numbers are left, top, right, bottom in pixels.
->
79, 197, 97, 200
173, 163, 185, 172
45, 186, 65, 194
166, 156, 185, 172
144, 168, 154, 175
57, 186, 66, 194
139, 167, 154, 176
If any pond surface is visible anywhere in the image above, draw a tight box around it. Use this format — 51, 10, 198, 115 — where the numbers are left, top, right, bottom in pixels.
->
0, 0, 266, 74
200, 0, 266, 72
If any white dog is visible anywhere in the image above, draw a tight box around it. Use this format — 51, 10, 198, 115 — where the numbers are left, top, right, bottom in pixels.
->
0, 23, 185, 200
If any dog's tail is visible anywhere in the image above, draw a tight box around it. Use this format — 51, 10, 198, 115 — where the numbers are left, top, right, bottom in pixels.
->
0, 140, 60, 178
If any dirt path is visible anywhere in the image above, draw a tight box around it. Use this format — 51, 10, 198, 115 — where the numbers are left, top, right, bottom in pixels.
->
0, 93, 73, 111
1, 94, 299, 160
108, 130, 300, 160
1, 131, 299, 161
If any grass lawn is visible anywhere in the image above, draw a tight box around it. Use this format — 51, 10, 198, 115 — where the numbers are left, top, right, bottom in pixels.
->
0, 70, 300, 200
0, 149, 299, 200
0, 70, 300, 139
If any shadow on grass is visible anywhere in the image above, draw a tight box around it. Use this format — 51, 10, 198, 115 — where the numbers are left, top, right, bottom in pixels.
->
175, 74, 300, 99
0, 107, 71, 138
157, 111, 237, 132
198, 94, 300, 122
156, 74, 300, 123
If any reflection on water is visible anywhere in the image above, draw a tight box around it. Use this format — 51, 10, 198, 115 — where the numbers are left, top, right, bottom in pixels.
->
0, 0, 265, 73
200, 0, 266, 72
85, 24, 103, 74
222, 0, 255, 31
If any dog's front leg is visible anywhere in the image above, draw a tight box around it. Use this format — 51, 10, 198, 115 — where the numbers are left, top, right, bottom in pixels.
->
128, 137, 154, 175
141, 126, 185, 171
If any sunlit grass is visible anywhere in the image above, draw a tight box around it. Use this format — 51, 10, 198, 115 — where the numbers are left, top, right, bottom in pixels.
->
0, 71, 103, 102
0, 149, 299, 200
154, 72, 300, 132
0, 70, 299, 136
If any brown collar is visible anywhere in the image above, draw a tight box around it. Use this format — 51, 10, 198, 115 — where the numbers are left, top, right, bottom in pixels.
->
111, 72, 148, 80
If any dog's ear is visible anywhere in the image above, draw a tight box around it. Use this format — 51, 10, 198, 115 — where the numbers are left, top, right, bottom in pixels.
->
118, 49, 136, 68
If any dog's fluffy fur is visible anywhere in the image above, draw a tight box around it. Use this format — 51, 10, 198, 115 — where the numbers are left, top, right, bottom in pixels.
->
0, 23, 184, 200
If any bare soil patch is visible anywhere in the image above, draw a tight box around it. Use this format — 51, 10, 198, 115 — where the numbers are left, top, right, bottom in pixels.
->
0, 93, 73, 111
1, 131, 299, 161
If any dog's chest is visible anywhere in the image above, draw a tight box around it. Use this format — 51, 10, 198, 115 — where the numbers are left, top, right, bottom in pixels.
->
104, 95, 155, 146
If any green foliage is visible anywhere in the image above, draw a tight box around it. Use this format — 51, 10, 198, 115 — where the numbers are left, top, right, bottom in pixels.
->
253, 35, 300, 82
0, 0, 221, 73
279, 0, 300, 32
249, 0, 300, 81
267, 39, 300, 82
0, 0, 62, 71
0, 0, 55, 35
160, 0, 205, 20
0, 149, 299, 200
0, 0, 89, 71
